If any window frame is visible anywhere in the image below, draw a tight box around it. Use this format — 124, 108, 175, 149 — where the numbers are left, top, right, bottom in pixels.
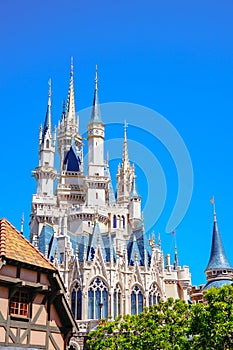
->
9, 289, 30, 319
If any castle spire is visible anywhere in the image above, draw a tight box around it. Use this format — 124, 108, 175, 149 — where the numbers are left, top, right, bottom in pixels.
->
66, 56, 76, 123
173, 244, 179, 269
204, 204, 233, 290
42, 79, 52, 142
122, 121, 130, 170
90, 65, 101, 122
206, 208, 232, 271
130, 175, 140, 198
116, 122, 135, 204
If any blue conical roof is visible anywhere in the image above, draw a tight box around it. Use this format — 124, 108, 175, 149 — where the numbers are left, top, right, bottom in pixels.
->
63, 144, 81, 172
205, 213, 232, 270
130, 176, 140, 197
42, 80, 52, 143
90, 65, 102, 123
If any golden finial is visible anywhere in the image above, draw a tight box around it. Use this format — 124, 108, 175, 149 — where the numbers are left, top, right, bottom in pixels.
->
210, 196, 216, 222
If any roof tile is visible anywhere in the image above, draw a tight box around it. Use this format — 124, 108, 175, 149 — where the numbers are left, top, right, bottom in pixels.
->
0, 218, 56, 270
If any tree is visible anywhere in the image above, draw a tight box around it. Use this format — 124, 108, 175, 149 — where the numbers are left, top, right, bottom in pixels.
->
188, 285, 233, 349
87, 284, 233, 350
87, 298, 190, 350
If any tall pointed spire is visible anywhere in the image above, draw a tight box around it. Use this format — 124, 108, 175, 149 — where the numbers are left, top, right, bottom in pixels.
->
42, 79, 52, 142
90, 65, 101, 122
122, 121, 130, 170
206, 209, 232, 270
66, 56, 76, 123
204, 204, 233, 290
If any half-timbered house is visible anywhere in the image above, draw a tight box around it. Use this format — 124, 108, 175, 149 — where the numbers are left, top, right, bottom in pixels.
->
0, 218, 78, 350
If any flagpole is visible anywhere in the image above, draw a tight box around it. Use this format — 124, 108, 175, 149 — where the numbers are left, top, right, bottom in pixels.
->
210, 196, 216, 214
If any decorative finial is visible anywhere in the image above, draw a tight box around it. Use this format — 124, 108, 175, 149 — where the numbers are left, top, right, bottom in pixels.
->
149, 231, 155, 248
20, 212, 24, 234
48, 78, 52, 99
122, 121, 129, 169
210, 196, 216, 222
95, 64, 98, 90
70, 56, 74, 77
158, 232, 161, 248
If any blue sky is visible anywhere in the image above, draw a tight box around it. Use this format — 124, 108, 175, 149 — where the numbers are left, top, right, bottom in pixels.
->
1, 0, 233, 286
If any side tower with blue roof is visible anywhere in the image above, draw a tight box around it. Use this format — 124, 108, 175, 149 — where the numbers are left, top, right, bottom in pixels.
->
30, 80, 57, 243
204, 210, 233, 289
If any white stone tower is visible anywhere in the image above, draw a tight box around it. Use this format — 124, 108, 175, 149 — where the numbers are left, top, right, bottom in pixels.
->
30, 80, 57, 242
86, 65, 108, 207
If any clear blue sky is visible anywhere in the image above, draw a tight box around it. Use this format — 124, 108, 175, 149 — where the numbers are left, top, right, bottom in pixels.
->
1, 0, 233, 286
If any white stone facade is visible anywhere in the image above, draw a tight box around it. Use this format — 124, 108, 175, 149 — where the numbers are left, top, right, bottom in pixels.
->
30, 63, 192, 328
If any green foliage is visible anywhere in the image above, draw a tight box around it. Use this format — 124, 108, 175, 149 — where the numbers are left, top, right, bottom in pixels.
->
188, 285, 233, 349
87, 284, 233, 350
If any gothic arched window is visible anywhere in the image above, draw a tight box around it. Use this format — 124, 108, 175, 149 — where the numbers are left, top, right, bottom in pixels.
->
131, 285, 143, 315
88, 278, 108, 319
114, 283, 122, 319
149, 282, 161, 307
71, 283, 82, 320
113, 215, 117, 229
46, 139, 49, 148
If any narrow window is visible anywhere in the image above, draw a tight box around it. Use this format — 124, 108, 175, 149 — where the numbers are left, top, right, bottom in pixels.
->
131, 285, 143, 315
114, 284, 122, 319
113, 215, 117, 228
149, 282, 161, 307
71, 283, 82, 320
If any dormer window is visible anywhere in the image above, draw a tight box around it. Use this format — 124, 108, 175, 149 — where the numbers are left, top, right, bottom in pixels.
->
46, 139, 50, 148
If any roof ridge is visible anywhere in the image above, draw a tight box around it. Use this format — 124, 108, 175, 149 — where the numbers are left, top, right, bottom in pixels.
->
0, 218, 7, 256
0, 218, 56, 271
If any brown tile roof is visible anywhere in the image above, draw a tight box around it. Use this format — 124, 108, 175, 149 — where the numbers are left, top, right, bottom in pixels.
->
0, 218, 56, 271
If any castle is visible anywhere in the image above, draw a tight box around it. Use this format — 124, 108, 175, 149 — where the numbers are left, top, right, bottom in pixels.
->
29, 60, 192, 333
